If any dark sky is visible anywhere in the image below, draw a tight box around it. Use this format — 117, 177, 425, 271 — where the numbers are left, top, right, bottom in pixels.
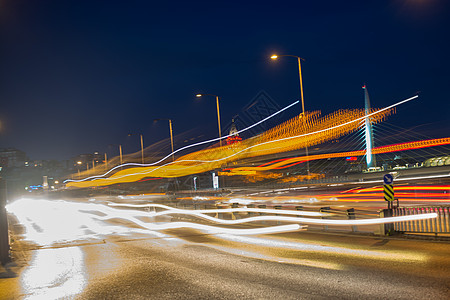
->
1, 0, 449, 161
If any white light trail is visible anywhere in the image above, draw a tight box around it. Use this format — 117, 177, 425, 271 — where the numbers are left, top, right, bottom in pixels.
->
5, 197, 439, 249
348, 173, 450, 185
107, 202, 437, 226
108, 203, 325, 217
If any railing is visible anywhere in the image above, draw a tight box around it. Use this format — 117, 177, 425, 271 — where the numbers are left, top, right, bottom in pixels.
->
392, 207, 450, 234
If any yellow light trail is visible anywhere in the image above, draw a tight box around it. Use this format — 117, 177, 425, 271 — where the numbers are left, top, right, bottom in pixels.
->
67, 106, 394, 187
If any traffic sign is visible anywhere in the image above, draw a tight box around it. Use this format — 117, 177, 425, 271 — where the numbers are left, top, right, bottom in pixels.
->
383, 174, 394, 185
384, 184, 394, 201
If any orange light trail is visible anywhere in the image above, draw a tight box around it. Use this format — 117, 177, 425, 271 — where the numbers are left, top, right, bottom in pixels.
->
225, 137, 450, 174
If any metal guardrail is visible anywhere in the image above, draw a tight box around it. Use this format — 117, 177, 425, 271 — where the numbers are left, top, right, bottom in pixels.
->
392, 207, 450, 234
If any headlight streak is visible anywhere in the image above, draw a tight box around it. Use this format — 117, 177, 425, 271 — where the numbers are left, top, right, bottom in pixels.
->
106, 203, 437, 226
5, 197, 439, 253
68, 95, 417, 187
6, 198, 301, 244
107, 203, 326, 217
64, 100, 299, 183
92, 214, 302, 235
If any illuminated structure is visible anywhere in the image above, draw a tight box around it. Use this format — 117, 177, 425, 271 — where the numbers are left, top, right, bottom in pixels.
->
226, 119, 242, 145
363, 85, 376, 168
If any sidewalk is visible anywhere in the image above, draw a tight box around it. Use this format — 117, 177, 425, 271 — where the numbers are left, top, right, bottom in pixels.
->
0, 216, 33, 299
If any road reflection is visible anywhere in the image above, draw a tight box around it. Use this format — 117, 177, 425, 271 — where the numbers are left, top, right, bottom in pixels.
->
21, 247, 85, 299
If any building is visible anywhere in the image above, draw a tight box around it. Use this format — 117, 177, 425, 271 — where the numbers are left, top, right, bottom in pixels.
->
0, 148, 27, 168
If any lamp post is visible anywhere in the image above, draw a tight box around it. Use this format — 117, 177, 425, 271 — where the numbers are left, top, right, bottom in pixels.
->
196, 93, 222, 147
76, 161, 82, 176
107, 144, 123, 167
119, 144, 123, 165
128, 133, 145, 163
154, 119, 175, 161
271, 54, 310, 177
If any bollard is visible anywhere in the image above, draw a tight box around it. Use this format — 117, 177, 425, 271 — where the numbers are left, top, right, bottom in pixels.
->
347, 208, 357, 232
231, 203, 239, 220
295, 206, 303, 217
247, 204, 255, 217
258, 204, 266, 224
320, 207, 331, 231
257, 204, 266, 215
274, 205, 282, 225
379, 209, 394, 236
0, 179, 10, 265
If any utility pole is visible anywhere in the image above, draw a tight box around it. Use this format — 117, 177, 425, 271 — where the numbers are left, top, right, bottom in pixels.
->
0, 178, 10, 265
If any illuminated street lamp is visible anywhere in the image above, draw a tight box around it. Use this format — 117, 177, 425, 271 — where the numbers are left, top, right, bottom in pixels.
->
270, 54, 306, 114
154, 118, 175, 161
271, 53, 310, 177
76, 161, 82, 176
196, 93, 222, 147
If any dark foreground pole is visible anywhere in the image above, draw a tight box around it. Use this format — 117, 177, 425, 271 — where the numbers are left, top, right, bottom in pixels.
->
0, 178, 10, 265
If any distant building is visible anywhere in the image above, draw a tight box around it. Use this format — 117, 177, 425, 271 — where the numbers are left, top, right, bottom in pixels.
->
226, 119, 242, 145
71, 152, 104, 170
0, 148, 27, 168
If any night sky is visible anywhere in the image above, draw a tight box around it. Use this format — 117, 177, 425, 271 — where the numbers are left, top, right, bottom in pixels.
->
1, 0, 449, 161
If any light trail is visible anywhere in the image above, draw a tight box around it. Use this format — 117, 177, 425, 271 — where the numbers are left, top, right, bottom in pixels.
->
108, 203, 326, 217
64, 100, 299, 183
226, 137, 450, 173
5, 198, 303, 246
106, 202, 437, 226
67, 95, 412, 187
5, 197, 439, 253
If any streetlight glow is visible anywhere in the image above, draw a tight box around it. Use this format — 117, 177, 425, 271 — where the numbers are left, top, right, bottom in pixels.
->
270, 52, 310, 176
195, 93, 223, 147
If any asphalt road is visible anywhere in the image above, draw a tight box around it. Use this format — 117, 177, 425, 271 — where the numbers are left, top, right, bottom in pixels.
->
6, 226, 450, 299
2, 186, 450, 300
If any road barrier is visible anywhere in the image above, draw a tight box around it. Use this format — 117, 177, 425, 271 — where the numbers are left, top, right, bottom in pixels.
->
392, 207, 450, 234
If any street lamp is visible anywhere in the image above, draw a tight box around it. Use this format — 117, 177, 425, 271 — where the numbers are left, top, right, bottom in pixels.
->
128, 133, 145, 163
76, 161, 82, 176
154, 118, 175, 161
271, 53, 310, 177
196, 93, 222, 147
106, 144, 124, 169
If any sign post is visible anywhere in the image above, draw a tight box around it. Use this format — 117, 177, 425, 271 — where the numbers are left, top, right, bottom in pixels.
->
383, 174, 395, 209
